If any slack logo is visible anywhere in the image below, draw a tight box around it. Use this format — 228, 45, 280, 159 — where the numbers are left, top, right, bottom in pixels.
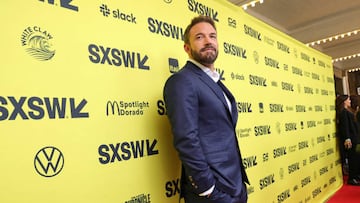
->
99, 4, 136, 24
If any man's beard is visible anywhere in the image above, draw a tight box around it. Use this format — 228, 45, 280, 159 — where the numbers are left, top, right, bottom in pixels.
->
191, 46, 218, 65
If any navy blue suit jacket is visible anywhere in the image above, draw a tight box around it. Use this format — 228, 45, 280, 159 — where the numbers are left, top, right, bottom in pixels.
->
164, 61, 249, 198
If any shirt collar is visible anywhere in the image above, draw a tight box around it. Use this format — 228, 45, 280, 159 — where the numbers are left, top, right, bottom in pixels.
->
188, 59, 220, 82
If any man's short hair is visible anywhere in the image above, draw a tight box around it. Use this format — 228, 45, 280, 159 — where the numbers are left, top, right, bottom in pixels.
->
183, 15, 217, 44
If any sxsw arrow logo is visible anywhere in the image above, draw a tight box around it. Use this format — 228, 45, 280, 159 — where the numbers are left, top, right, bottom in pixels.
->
39, 0, 79, 12
98, 139, 159, 164
0, 96, 89, 121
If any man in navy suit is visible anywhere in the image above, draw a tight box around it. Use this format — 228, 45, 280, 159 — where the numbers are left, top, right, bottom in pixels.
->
163, 15, 249, 203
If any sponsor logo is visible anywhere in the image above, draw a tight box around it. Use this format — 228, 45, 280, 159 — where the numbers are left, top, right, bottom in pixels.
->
292, 66, 303, 76
254, 125, 271, 136
168, 58, 180, 73
34, 146, 64, 177
327, 76, 334, 84
99, 4, 136, 24
312, 72, 320, 80
188, 0, 219, 21
318, 60, 325, 67
279, 168, 284, 180
286, 106, 293, 111
236, 128, 251, 138
276, 122, 281, 134
243, 155, 257, 169
309, 154, 319, 163
264, 35, 275, 46
293, 48, 298, 58
329, 105, 335, 111
237, 102, 252, 113
253, 51, 259, 64
288, 162, 300, 174
231, 72, 245, 81
165, 178, 180, 198
244, 24, 261, 41
249, 75, 267, 87
293, 185, 299, 192
270, 104, 283, 112
281, 82, 294, 91
259, 102, 264, 113
304, 86, 314, 94
278, 189, 290, 203
223, 42, 247, 59
320, 166, 329, 175
296, 105, 306, 112
320, 151, 326, 158
329, 176, 336, 185
301, 52, 310, 62
321, 89, 329, 95
259, 174, 275, 190
148, 17, 184, 41
298, 141, 309, 150
326, 148, 334, 155
283, 64, 289, 72
21, 26, 55, 61
98, 139, 159, 164
285, 122, 297, 131
314, 105, 323, 112
228, 17, 236, 28
273, 146, 287, 158
312, 187, 322, 198
39, 0, 78, 12
264, 56, 279, 69
106, 100, 150, 116
301, 176, 311, 187
288, 145, 297, 152
124, 193, 151, 203
317, 136, 326, 144
0, 96, 88, 121
263, 152, 269, 162
307, 120, 316, 128
277, 41, 290, 53
88, 44, 149, 70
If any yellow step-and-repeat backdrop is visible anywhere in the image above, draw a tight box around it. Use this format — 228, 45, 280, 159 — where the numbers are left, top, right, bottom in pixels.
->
0, 0, 342, 202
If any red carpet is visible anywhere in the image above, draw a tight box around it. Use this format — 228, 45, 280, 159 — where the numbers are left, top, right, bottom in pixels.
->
326, 176, 360, 203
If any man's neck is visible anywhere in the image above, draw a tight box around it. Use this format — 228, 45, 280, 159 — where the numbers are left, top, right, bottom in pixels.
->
189, 58, 215, 71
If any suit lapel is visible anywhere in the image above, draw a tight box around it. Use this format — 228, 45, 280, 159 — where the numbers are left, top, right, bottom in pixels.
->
186, 63, 238, 126
218, 80, 238, 126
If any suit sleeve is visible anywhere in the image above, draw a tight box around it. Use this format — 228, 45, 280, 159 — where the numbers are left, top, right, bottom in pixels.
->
339, 110, 351, 140
163, 74, 215, 194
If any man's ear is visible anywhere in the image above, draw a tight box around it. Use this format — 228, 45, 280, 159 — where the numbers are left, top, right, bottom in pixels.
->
184, 44, 190, 54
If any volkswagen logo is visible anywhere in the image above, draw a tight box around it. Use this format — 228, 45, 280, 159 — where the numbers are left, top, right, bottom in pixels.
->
34, 146, 64, 177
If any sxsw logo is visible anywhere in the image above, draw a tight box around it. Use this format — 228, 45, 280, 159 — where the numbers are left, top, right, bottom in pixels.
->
188, 0, 219, 22
34, 146, 64, 177
39, 0, 78, 12
0, 96, 89, 121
